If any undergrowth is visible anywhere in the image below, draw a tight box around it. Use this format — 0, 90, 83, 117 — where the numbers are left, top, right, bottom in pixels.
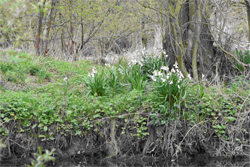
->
0, 49, 250, 160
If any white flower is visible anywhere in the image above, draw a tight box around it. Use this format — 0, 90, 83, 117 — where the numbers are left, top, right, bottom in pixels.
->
187, 74, 192, 80
179, 72, 184, 79
153, 70, 158, 76
202, 73, 206, 81
161, 78, 166, 82
64, 77, 68, 82
138, 61, 143, 66
166, 74, 170, 79
169, 81, 173, 85
178, 85, 180, 89
105, 63, 111, 67
158, 71, 163, 76
151, 76, 156, 82
92, 67, 97, 74
173, 62, 178, 69
152, 70, 163, 77
118, 68, 124, 74
160, 66, 169, 71
88, 73, 94, 77
171, 68, 175, 73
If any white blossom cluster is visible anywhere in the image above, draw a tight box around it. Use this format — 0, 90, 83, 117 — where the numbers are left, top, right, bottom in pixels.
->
105, 63, 124, 75
128, 59, 143, 68
150, 62, 191, 88
118, 66, 124, 75
88, 67, 97, 77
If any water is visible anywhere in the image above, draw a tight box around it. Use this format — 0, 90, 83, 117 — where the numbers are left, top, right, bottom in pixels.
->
1, 156, 250, 167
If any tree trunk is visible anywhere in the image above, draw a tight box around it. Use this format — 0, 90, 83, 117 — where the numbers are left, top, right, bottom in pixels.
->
245, 0, 250, 42
165, 0, 189, 77
44, 0, 58, 56
192, 0, 202, 81
35, 0, 46, 56
163, 0, 214, 79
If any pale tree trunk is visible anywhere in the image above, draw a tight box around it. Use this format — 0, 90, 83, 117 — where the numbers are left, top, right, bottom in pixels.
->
245, 0, 250, 42
192, 0, 201, 81
59, 13, 65, 55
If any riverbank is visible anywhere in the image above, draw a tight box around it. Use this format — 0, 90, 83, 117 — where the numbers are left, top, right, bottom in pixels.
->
0, 50, 250, 165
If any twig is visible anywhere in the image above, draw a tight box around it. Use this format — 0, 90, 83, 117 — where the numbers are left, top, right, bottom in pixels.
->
172, 120, 208, 159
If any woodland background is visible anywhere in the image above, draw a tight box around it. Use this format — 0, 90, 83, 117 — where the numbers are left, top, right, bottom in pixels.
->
1, 0, 250, 79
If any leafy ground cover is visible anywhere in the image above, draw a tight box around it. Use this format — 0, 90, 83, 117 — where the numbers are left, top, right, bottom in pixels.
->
0, 49, 250, 165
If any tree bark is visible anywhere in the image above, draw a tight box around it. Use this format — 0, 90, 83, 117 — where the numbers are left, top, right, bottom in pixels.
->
165, 0, 189, 77
192, 0, 202, 81
245, 0, 250, 42
44, 0, 58, 56
163, 0, 215, 79
35, 0, 46, 56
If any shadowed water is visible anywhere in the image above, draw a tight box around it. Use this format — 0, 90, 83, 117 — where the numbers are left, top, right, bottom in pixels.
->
1, 156, 250, 167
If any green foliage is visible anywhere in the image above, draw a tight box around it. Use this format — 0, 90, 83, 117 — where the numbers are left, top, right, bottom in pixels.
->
134, 115, 148, 139
235, 49, 250, 72
0, 50, 249, 158
0, 138, 6, 149
84, 67, 108, 96
150, 62, 188, 110
125, 62, 147, 91
0, 50, 51, 83
140, 53, 168, 79
106, 65, 126, 97
27, 147, 55, 167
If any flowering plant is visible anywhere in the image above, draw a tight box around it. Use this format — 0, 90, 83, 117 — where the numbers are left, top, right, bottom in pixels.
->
126, 60, 146, 91
106, 65, 125, 97
84, 67, 107, 96
140, 52, 168, 79
151, 62, 190, 109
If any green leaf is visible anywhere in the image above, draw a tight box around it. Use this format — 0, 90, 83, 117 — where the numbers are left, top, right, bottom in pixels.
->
67, 110, 72, 115
39, 135, 45, 138
32, 124, 37, 129
4, 117, 10, 122
75, 131, 81, 135
44, 126, 48, 131
226, 116, 236, 122
49, 136, 55, 140
213, 124, 221, 129
118, 115, 124, 118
